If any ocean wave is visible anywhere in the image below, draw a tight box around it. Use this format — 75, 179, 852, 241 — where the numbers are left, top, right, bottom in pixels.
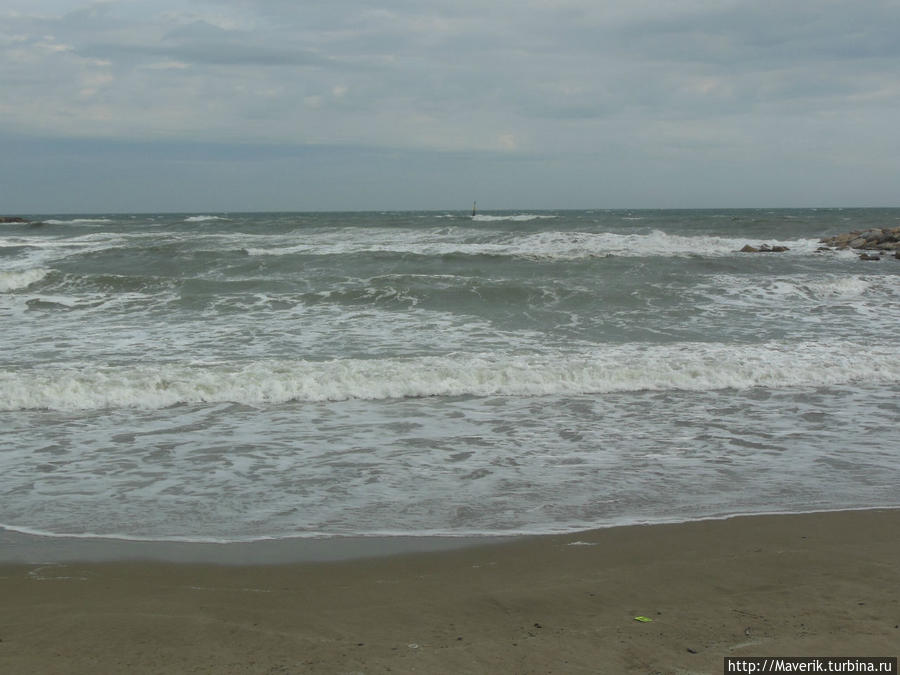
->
241, 229, 820, 259
3, 340, 897, 411
0, 268, 50, 292
701, 274, 900, 307
472, 214, 557, 222
4, 226, 822, 262
185, 215, 229, 222
243, 245, 310, 256
504, 230, 820, 259
42, 218, 113, 225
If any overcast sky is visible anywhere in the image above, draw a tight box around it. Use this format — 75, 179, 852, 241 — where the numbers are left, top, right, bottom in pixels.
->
2, 0, 899, 212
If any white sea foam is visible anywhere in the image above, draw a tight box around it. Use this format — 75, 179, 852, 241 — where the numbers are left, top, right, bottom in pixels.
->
505, 230, 820, 259
185, 215, 229, 222
0, 522, 271, 544
241, 228, 820, 259
0, 268, 50, 292
4, 224, 819, 262
700, 274, 899, 310
0, 233, 149, 270
42, 218, 113, 225
243, 244, 311, 256
4, 507, 899, 545
472, 214, 558, 222
3, 340, 897, 411
802, 275, 894, 299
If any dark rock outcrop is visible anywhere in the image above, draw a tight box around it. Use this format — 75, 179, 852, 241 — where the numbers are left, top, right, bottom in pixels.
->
739, 243, 789, 253
819, 226, 900, 252
0, 216, 29, 223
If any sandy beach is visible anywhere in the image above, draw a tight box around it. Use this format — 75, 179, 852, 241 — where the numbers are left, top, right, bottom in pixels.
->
1, 509, 897, 674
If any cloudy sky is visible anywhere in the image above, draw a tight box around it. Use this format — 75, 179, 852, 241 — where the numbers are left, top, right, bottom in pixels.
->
2, 0, 899, 212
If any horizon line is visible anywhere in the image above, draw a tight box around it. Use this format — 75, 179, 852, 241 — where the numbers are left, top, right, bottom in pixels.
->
5, 205, 900, 217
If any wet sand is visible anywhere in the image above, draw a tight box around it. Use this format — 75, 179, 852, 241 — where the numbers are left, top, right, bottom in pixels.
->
1, 510, 898, 674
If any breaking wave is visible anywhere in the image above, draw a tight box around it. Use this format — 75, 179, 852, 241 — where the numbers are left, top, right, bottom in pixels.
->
472, 214, 558, 222
185, 215, 229, 222
3, 340, 897, 411
42, 218, 113, 225
242, 229, 820, 259
0, 268, 50, 292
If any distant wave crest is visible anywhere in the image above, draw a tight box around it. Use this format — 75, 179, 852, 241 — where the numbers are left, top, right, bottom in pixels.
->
184, 215, 229, 222
242, 229, 820, 260
42, 218, 113, 225
472, 214, 557, 222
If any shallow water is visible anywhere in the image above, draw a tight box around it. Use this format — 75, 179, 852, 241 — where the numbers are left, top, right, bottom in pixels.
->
2, 209, 898, 542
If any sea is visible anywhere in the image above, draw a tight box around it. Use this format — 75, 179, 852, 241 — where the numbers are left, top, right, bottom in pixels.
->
1, 208, 899, 551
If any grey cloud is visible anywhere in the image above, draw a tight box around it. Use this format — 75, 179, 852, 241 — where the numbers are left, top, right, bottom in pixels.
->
612, 1, 900, 64
2, 0, 899, 210
78, 40, 330, 67
161, 19, 238, 42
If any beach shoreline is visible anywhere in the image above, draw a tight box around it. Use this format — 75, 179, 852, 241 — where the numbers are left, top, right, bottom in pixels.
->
0, 526, 517, 565
2, 509, 897, 673
2, 506, 897, 565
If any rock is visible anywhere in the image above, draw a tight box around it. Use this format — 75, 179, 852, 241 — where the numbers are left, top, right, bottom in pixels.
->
739, 244, 788, 253
0, 216, 29, 224
859, 253, 881, 261
820, 226, 900, 254
820, 231, 857, 246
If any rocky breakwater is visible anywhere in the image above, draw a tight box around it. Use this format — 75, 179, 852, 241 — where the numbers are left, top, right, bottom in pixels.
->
818, 226, 900, 260
0, 216, 44, 228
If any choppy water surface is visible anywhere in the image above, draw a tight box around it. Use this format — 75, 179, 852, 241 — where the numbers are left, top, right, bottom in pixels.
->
1, 209, 898, 541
